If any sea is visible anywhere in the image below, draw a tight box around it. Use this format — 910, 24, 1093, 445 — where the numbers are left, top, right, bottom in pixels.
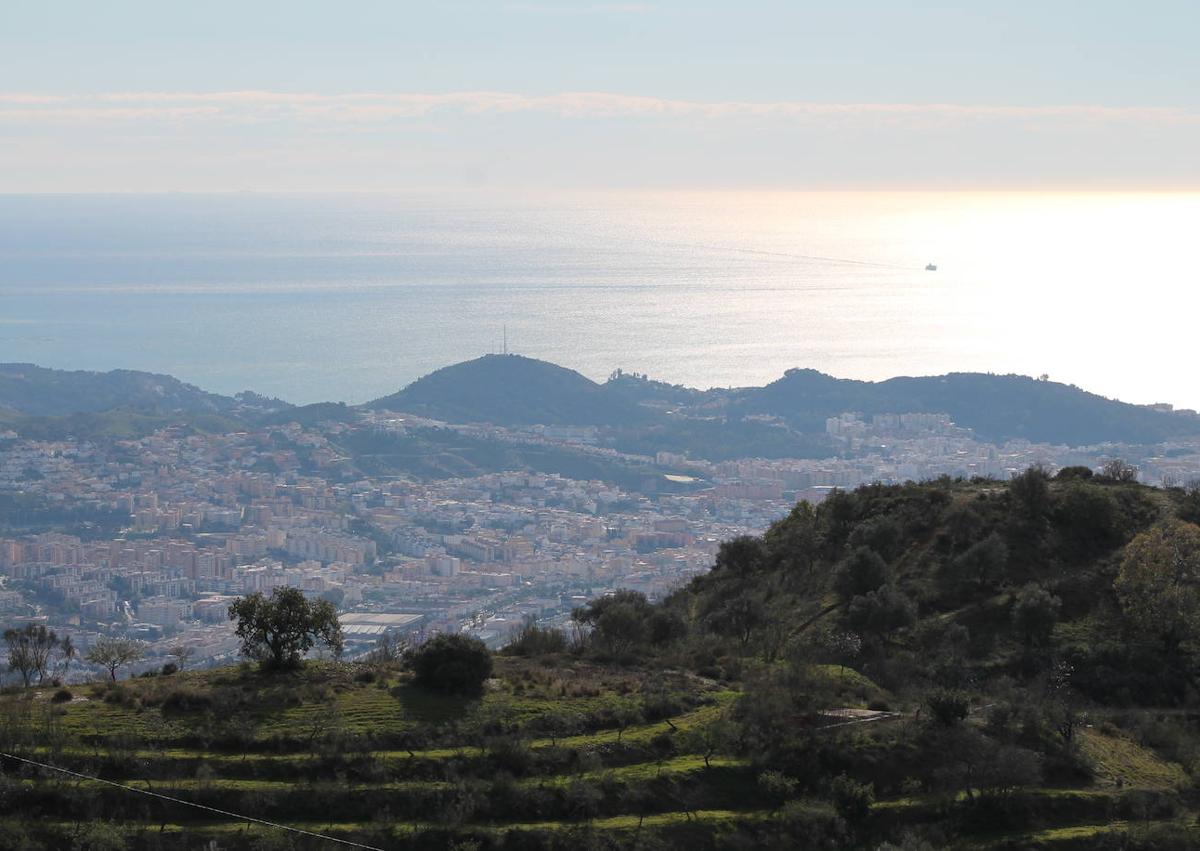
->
1, 191, 1197, 409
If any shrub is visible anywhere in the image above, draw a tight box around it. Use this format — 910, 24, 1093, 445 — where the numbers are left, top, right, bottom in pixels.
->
160, 662, 178, 676
830, 773, 875, 823
161, 687, 214, 713
504, 615, 568, 656
406, 633, 493, 694
758, 769, 798, 812
51, 688, 73, 703
925, 689, 970, 726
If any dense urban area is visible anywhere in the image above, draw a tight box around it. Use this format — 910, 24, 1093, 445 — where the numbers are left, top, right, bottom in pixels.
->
5, 387, 1200, 681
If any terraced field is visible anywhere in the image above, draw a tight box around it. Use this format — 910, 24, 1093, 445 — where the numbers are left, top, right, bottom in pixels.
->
2, 657, 1197, 849
0, 659, 779, 848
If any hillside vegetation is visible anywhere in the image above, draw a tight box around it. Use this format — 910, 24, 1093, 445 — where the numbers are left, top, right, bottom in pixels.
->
7, 471, 1200, 848
370, 355, 651, 427
0, 364, 252, 418
6, 357, 1198, 451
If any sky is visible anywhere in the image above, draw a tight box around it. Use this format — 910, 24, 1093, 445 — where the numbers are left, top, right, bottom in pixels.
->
2, 1, 1198, 192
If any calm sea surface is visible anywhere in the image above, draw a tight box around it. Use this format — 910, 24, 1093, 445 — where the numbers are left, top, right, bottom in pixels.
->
1, 191, 1197, 408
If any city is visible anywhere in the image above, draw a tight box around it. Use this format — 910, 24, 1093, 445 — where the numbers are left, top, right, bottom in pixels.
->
5, 402, 1199, 681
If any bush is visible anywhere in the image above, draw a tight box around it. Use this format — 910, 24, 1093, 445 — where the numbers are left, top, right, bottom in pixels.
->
160, 662, 178, 676
161, 687, 214, 713
51, 688, 73, 703
925, 689, 970, 726
830, 773, 874, 823
504, 615, 568, 656
406, 633, 493, 694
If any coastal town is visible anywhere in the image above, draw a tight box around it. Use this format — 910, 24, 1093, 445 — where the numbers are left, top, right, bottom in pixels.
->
4, 404, 1200, 681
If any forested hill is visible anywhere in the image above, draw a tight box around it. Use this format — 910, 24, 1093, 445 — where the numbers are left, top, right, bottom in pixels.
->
0, 363, 286, 418
653, 467, 1200, 711
374, 356, 1200, 446
369, 354, 651, 426
6, 357, 1200, 448
733, 368, 1200, 445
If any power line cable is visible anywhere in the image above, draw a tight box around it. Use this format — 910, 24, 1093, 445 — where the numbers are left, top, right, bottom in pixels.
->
0, 750, 387, 851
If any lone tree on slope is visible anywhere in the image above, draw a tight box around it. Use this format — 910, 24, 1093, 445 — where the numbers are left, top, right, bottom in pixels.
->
228, 587, 343, 670
85, 636, 146, 681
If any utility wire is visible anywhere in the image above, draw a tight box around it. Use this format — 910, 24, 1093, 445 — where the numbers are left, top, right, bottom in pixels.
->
0, 751, 387, 851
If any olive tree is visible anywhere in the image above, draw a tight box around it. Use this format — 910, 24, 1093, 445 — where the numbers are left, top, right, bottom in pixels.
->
1115, 520, 1200, 655
4, 624, 60, 687
85, 636, 146, 681
228, 587, 343, 670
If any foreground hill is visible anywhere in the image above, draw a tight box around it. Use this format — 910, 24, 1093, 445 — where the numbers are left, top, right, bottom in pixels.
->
370, 354, 651, 427
7, 472, 1200, 848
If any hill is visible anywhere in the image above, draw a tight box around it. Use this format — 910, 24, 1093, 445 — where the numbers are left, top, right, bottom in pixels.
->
370, 354, 651, 427
375, 356, 1200, 446
7, 473, 1200, 848
736, 368, 1200, 445
0, 363, 286, 418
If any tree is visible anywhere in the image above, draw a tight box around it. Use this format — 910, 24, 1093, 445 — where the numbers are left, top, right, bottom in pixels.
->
1011, 583, 1061, 647
168, 643, 195, 671
822, 630, 863, 675
366, 632, 406, 665
830, 774, 874, 824
405, 633, 493, 694
758, 769, 799, 814
689, 716, 736, 769
1010, 465, 1052, 520
1115, 520, 1200, 655
713, 535, 766, 577
925, 688, 970, 726
57, 635, 76, 680
704, 590, 766, 648
572, 589, 653, 657
945, 532, 1008, 593
4, 624, 60, 687
1100, 459, 1139, 483
85, 636, 145, 681
846, 585, 916, 638
228, 587, 343, 670
833, 547, 889, 601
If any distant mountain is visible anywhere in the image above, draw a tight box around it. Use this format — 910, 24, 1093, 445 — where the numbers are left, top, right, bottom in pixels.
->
369, 355, 651, 427
736, 368, 1200, 445
0, 364, 287, 418
6, 358, 1198, 449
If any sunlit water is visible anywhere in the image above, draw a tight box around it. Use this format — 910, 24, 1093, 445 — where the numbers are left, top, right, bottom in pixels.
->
1, 191, 1197, 408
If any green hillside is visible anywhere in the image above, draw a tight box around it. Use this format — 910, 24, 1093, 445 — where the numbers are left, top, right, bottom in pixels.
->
735, 368, 1200, 444
370, 355, 651, 427
6, 471, 1200, 848
0, 363, 244, 418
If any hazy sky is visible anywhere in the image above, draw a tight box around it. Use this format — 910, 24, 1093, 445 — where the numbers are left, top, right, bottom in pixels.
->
2, 1, 1198, 192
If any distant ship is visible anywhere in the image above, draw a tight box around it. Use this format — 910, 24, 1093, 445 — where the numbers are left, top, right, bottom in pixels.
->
925, 262, 938, 271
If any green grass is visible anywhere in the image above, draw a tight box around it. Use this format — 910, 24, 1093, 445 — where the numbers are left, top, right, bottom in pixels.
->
1078, 728, 1189, 790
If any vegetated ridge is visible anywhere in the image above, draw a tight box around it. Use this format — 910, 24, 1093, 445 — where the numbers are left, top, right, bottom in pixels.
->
7, 469, 1200, 848
4, 356, 1199, 448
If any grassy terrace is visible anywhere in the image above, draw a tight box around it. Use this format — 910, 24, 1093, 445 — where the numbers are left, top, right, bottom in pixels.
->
1, 658, 773, 848
2, 653, 1196, 849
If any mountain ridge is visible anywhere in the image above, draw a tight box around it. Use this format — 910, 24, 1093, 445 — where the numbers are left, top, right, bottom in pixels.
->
4, 357, 1198, 448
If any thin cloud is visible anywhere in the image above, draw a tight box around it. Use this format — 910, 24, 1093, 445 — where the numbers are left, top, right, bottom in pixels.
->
503, 3, 653, 14
1, 90, 1196, 125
